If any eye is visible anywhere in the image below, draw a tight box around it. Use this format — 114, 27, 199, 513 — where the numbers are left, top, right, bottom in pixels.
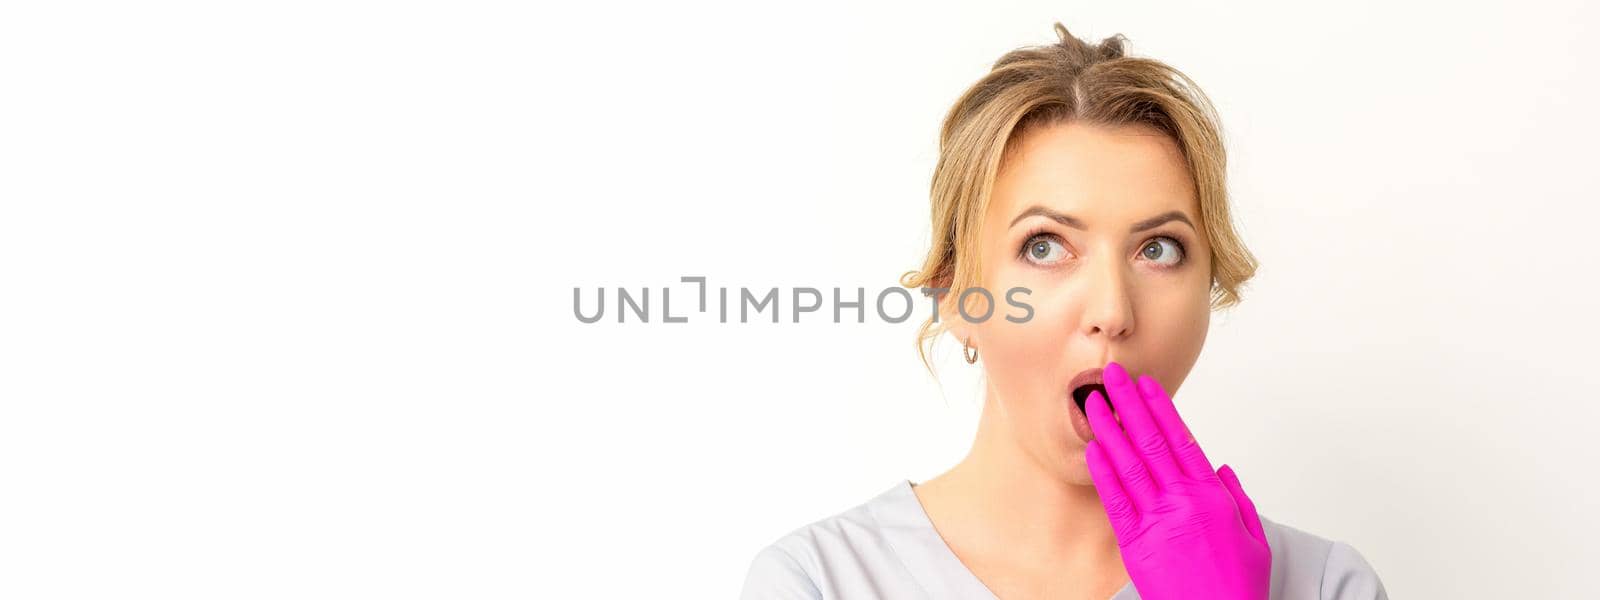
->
1138, 236, 1186, 268
1022, 233, 1069, 265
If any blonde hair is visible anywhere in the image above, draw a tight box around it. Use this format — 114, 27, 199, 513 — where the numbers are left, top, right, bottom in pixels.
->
899, 23, 1259, 375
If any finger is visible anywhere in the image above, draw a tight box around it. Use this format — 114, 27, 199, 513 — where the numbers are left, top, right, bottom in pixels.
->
1085, 440, 1140, 542
1102, 361, 1185, 488
1137, 373, 1215, 481
1218, 464, 1268, 548
1084, 389, 1159, 510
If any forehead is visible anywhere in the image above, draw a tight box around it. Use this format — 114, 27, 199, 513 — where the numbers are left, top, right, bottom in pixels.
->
990, 121, 1197, 223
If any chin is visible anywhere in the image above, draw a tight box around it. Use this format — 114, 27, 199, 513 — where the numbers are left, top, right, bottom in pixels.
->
1059, 461, 1095, 487
1047, 438, 1096, 487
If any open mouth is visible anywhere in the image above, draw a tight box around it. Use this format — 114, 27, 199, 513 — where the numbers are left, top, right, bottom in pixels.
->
1072, 383, 1111, 416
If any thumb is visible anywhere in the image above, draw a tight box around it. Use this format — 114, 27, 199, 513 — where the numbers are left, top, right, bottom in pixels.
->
1218, 464, 1268, 547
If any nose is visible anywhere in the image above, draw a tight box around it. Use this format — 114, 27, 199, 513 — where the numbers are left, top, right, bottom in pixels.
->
1080, 256, 1134, 340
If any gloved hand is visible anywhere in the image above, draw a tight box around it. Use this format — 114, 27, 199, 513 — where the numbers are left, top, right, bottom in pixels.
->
1082, 361, 1272, 600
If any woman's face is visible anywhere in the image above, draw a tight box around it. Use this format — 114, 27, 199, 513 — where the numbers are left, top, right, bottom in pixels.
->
947, 120, 1215, 485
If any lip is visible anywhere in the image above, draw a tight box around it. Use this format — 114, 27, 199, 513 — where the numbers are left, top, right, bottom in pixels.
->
1066, 366, 1109, 444
1068, 367, 1105, 393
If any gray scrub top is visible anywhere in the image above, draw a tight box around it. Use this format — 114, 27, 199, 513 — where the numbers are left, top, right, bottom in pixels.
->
740, 479, 1389, 600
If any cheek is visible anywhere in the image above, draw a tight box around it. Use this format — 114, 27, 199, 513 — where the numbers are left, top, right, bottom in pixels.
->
978, 310, 1070, 370
972, 296, 1074, 399
1138, 282, 1212, 380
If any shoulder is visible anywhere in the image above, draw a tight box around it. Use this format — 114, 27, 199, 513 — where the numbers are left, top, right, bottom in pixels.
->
739, 542, 822, 600
737, 482, 918, 600
1257, 514, 1389, 600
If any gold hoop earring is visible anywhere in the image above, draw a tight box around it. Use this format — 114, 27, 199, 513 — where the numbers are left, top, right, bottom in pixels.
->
963, 339, 978, 364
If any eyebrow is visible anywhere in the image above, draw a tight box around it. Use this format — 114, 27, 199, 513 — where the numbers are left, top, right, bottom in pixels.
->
1008, 206, 1196, 234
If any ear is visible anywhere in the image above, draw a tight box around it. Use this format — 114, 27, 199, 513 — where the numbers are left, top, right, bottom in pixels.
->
934, 285, 975, 349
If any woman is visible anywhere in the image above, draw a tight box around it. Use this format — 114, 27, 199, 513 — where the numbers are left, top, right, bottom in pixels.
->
740, 24, 1388, 600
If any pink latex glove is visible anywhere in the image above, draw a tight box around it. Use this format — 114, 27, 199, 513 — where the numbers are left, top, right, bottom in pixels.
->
1083, 361, 1271, 600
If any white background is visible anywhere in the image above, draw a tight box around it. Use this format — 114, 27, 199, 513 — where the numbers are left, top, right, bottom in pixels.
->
3, 1, 1597, 598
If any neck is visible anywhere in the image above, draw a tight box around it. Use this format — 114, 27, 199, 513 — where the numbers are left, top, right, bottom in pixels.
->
920, 383, 1122, 568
